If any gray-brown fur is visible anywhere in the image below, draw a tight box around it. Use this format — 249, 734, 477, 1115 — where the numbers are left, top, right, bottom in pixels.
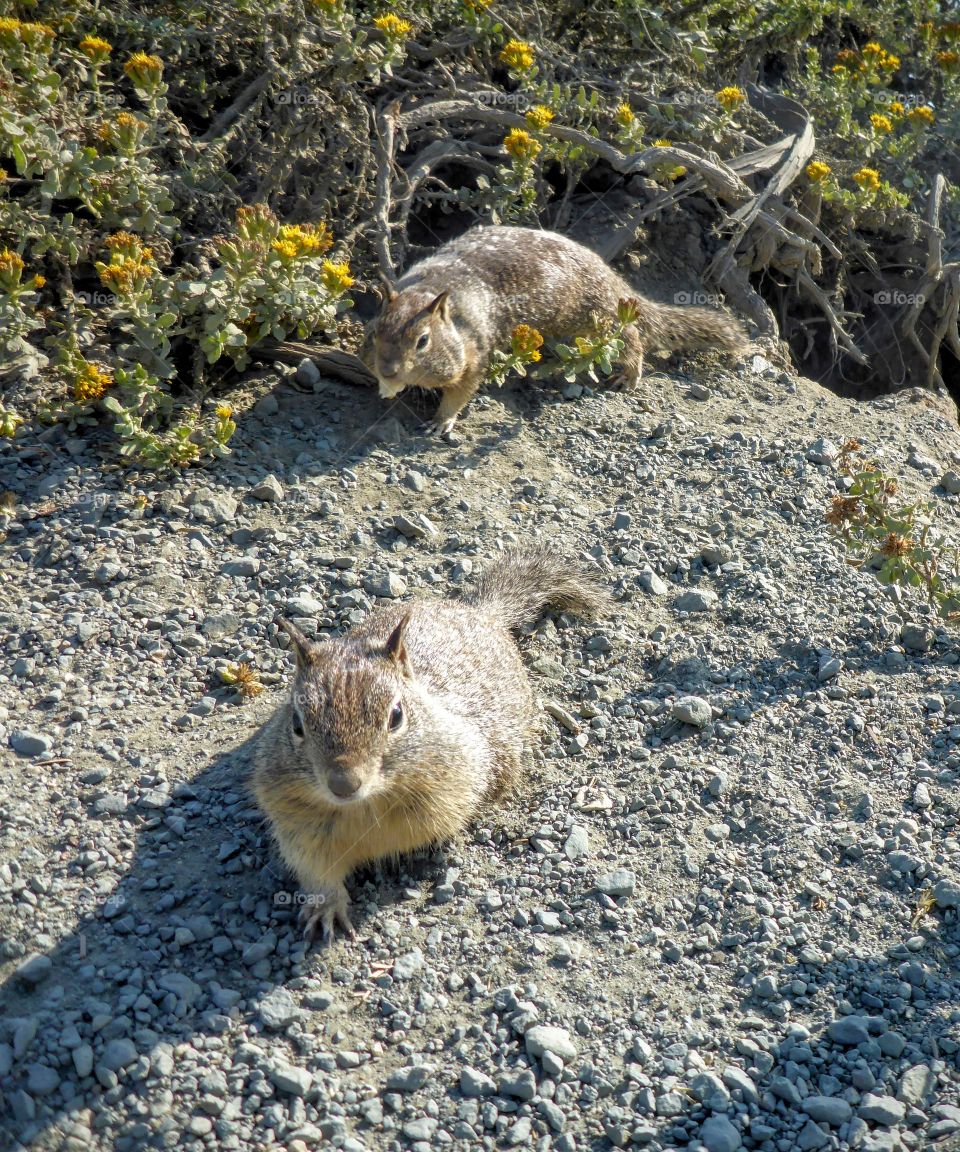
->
251, 546, 610, 943
361, 224, 748, 433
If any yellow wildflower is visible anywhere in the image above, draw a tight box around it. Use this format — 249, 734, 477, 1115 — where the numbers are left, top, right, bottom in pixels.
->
908, 105, 935, 126
271, 239, 299, 260
615, 103, 636, 128
936, 50, 959, 70
511, 324, 543, 361
79, 35, 112, 60
32, 275, 46, 288
18, 22, 55, 50
862, 42, 899, 70
525, 105, 554, 130
852, 167, 881, 191
805, 160, 831, 181
320, 260, 354, 293
104, 231, 143, 254
0, 248, 25, 290
0, 167, 6, 182
870, 113, 893, 133
500, 39, 535, 72
504, 128, 541, 162
277, 222, 333, 257
123, 52, 164, 90
73, 362, 114, 403
888, 101, 905, 118
97, 254, 155, 294
654, 138, 673, 147
373, 14, 413, 39
215, 404, 233, 420
715, 86, 746, 112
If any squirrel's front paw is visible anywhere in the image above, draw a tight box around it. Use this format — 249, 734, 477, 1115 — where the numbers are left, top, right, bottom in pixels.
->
299, 883, 355, 946
423, 417, 457, 437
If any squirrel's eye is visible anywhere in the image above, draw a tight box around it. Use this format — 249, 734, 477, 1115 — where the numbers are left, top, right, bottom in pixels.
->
415, 332, 430, 351
291, 710, 305, 741
387, 701, 404, 732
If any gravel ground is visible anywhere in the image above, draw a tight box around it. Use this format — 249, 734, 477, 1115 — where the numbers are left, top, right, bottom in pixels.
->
3, 354, 960, 1152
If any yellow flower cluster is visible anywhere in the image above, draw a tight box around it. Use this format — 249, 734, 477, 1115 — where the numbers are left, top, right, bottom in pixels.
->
888, 101, 905, 118
123, 52, 164, 89
525, 105, 554, 130
73, 362, 114, 403
805, 160, 832, 181
0, 18, 56, 50
615, 103, 636, 128
852, 167, 881, 191
98, 257, 155, 293
500, 39, 535, 72
862, 42, 900, 70
937, 49, 959, 70
320, 260, 354, 293
275, 222, 334, 258
715, 86, 746, 112
33, 275, 46, 288
373, 14, 413, 39
504, 128, 541, 162
79, 35, 112, 60
99, 111, 149, 151
834, 43, 899, 75
0, 247, 25, 290
97, 233, 156, 294
870, 113, 893, 134
215, 404, 234, 420
511, 324, 544, 361
908, 105, 935, 126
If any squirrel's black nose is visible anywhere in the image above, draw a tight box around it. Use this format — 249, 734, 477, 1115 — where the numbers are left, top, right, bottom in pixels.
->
378, 361, 400, 378
329, 771, 361, 798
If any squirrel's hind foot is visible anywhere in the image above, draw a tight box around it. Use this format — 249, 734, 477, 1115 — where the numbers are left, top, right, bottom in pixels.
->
299, 883, 355, 946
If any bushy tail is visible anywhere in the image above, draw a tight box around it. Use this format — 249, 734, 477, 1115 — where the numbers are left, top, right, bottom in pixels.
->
469, 546, 612, 631
635, 300, 748, 356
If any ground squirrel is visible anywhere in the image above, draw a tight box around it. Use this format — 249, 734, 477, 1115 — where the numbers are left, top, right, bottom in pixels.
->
362, 224, 748, 433
252, 547, 611, 943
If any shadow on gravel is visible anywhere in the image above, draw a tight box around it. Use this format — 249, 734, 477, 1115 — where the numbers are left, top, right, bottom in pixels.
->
2, 717, 958, 1151
0, 729, 379, 1151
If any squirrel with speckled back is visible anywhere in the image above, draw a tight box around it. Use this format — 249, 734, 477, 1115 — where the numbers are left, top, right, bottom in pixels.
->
251, 546, 611, 943
361, 224, 748, 434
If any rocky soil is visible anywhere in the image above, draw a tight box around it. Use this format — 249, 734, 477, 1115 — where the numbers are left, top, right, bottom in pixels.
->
3, 351, 960, 1152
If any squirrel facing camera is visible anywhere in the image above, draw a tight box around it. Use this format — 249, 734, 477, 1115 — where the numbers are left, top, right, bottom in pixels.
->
251, 546, 612, 945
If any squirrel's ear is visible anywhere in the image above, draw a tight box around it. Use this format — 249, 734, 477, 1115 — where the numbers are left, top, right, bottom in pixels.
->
379, 271, 398, 304
384, 614, 414, 677
278, 618, 318, 670
427, 290, 449, 320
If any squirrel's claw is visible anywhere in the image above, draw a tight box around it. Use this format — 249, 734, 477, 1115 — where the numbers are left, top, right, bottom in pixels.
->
423, 417, 457, 437
299, 886, 355, 946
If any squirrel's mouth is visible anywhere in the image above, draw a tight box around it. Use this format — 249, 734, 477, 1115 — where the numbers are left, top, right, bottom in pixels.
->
377, 378, 407, 399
